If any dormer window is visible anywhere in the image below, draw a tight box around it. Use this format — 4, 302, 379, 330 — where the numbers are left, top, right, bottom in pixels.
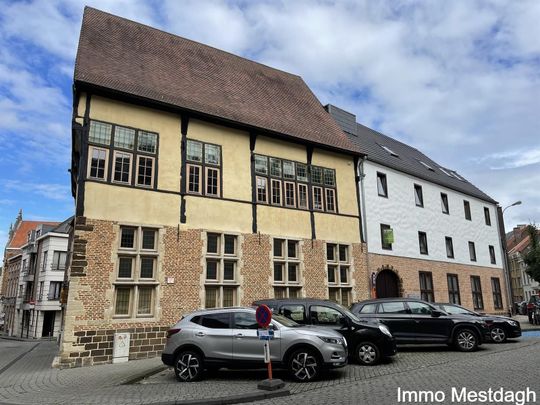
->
439, 167, 453, 177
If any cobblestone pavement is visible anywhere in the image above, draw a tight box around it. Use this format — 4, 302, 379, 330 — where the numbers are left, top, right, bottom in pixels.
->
0, 337, 539, 404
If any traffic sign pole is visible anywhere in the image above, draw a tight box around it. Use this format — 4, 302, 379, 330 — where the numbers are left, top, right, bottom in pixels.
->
256, 305, 284, 391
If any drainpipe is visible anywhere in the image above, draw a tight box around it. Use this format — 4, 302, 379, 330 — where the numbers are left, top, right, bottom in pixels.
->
358, 157, 372, 298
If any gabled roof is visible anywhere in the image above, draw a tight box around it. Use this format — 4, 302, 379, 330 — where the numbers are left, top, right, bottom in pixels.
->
75, 7, 356, 154
7, 221, 60, 249
325, 105, 497, 204
509, 236, 531, 255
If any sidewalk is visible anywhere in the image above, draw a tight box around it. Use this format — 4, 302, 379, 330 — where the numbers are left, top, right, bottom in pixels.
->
513, 314, 540, 330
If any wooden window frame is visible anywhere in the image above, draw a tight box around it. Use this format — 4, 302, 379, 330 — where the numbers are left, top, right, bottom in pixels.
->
271, 179, 282, 206
205, 166, 220, 197
297, 183, 308, 210
136, 155, 155, 188
204, 233, 239, 308
414, 184, 424, 207
464, 200, 472, 221
312, 186, 324, 211
187, 164, 202, 194
491, 277, 503, 309
441, 193, 449, 214
489, 245, 496, 264
87, 146, 109, 181
256, 176, 268, 203
112, 150, 133, 185
445, 236, 454, 258
325, 188, 336, 212
284, 181, 296, 208
273, 238, 302, 297
469, 241, 477, 262
484, 207, 492, 226
418, 231, 429, 255
380, 224, 392, 250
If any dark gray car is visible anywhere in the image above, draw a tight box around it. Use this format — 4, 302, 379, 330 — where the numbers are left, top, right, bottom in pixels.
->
162, 307, 348, 382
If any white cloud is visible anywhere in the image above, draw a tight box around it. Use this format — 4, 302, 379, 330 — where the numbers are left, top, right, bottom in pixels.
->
3, 180, 71, 202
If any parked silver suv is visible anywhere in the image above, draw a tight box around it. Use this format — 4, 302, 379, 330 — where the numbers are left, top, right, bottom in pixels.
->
162, 307, 348, 382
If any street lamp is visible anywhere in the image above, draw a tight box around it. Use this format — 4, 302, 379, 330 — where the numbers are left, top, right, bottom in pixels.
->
501, 200, 522, 316
503, 200, 522, 214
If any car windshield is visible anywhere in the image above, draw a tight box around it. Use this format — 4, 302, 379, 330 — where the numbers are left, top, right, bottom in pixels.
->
333, 303, 360, 322
272, 313, 299, 327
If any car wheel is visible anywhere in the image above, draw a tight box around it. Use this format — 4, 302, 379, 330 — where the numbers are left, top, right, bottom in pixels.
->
490, 327, 507, 343
454, 329, 478, 352
288, 348, 320, 382
174, 351, 203, 382
355, 342, 380, 366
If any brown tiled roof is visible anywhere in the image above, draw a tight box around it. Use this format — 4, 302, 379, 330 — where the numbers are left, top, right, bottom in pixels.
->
7, 221, 60, 249
75, 7, 357, 154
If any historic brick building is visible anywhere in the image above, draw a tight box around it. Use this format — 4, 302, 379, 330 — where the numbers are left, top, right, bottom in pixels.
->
59, 8, 367, 367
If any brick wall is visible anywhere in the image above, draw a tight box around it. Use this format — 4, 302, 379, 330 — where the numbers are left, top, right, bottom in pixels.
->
369, 253, 509, 314
59, 218, 371, 367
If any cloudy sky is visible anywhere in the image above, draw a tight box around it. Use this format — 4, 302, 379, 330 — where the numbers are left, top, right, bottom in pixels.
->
0, 0, 539, 250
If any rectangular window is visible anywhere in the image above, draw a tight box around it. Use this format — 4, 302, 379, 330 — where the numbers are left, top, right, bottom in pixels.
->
284, 182, 295, 207
113, 151, 132, 184
187, 140, 203, 162
325, 188, 336, 212
469, 241, 477, 262
136, 156, 154, 187
204, 233, 238, 308
380, 224, 392, 250
445, 237, 454, 258
313, 186, 323, 210
88, 146, 108, 180
464, 200, 471, 220
489, 245, 496, 264
447, 274, 461, 304
418, 231, 428, 255
491, 278, 503, 309
283, 161, 295, 179
414, 184, 424, 207
324, 169, 336, 187
296, 163, 308, 182
377, 172, 388, 197
89, 121, 112, 145
441, 193, 449, 214
256, 177, 268, 203
419, 271, 434, 302
115, 226, 159, 317
204, 144, 221, 165
254, 155, 268, 175
271, 179, 282, 205
52, 251, 67, 271
187, 164, 202, 194
114, 126, 135, 149
484, 207, 491, 226
311, 166, 323, 184
206, 167, 220, 196
270, 157, 282, 177
297, 184, 308, 209
326, 243, 350, 305
471, 276, 484, 310
137, 131, 158, 154
48, 281, 62, 300
273, 238, 302, 298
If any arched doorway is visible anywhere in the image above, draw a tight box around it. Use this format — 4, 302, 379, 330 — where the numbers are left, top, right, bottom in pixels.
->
376, 269, 400, 298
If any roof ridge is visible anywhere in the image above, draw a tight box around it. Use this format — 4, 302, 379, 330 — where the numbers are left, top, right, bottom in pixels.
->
83, 7, 302, 80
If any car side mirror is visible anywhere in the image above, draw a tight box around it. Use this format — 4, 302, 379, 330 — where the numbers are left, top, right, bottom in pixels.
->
431, 310, 443, 318
339, 316, 349, 327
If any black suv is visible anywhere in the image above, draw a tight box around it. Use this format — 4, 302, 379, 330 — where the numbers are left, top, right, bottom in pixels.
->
253, 298, 397, 365
350, 298, 490, 352
434, 303, 521, 343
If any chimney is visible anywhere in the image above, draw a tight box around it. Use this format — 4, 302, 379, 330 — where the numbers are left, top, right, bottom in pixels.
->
325, 104, 357, 136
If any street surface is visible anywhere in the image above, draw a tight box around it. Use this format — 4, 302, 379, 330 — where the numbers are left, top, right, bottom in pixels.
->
0, 333, 538, 404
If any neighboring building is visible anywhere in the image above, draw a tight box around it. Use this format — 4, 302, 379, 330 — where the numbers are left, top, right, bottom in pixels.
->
1, 212, 59, 337
326, 105, 508, 314
59, 8, 366, 367
507, 225, 540, 302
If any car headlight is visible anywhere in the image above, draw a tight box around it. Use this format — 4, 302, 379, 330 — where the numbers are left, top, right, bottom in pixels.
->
318, 336, 344, 345
506, 320, 518, 326
379, 324, 393, 338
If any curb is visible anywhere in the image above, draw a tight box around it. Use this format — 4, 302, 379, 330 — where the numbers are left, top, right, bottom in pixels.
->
147, 388, 291, 405
122, 365, 168, 385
